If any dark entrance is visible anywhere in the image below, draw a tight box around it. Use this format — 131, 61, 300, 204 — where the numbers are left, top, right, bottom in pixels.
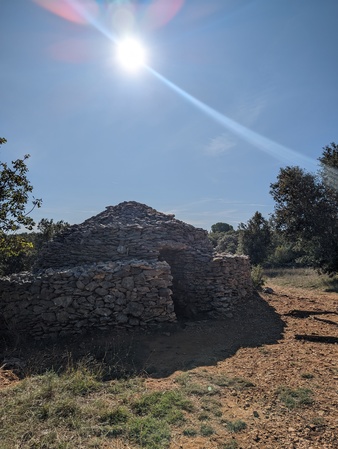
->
158, 249, 192, 319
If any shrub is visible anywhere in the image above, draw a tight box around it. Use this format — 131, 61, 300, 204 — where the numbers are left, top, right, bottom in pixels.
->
251, 264, 265, 290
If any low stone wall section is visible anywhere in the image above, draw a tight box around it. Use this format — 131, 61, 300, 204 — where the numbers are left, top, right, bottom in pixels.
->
209, 254, 253, 315
0, 255, 253, 339
0, 260, 175, 339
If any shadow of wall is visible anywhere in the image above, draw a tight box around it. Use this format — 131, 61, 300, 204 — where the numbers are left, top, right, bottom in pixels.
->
1, 293, 285, 379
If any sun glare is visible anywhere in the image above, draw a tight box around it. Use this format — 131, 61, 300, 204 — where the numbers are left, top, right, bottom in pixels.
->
116, 37, 147, 72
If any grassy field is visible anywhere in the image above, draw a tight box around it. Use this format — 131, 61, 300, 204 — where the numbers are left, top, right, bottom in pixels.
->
0, 358, 254, 449
264, 267, 338, 292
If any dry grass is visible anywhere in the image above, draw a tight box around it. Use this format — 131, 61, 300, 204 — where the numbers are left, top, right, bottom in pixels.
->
0, 356, 259, 449
264, 267, 338, 292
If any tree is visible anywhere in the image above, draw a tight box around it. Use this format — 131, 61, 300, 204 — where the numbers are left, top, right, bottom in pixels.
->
209, 222, 235, 248
215, 231, 238, 254
238, 211, 271, 265
211, 222, 234, 234
0, 137, 42, 256
37, 218, 69, 243
0, 219, 69, 275
318, 142, 338, 198
266, 224, 305, 267
270, 144, 338, 274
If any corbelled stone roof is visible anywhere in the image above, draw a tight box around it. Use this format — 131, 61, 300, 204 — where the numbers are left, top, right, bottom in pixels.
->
35, 201, 212, 270
83, 201, 176, 227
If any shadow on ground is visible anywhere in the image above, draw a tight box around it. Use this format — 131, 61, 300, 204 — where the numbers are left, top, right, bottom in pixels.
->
1, 294, 285, 379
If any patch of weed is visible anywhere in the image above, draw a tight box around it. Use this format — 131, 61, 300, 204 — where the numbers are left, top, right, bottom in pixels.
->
175, 372, 222, 396
183, 381, 220, 396
131, 389, 193, 424
201, 397, 222, 417
311, 416, 326, 427
98, 406, 130, 425
127, 415, 171, 449
62, 359, 103, 396
219, 439, 238, 449
212, 375, 255, 390
174, 372, 191, 386
276, 387, 314, 409
198, 412, 210, 421
183, 427, 198, 437
200, 424, 215, 436
226, 419, 247, 433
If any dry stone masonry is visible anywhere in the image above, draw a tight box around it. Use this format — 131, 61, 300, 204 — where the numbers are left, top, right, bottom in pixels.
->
0, 202, 253, 338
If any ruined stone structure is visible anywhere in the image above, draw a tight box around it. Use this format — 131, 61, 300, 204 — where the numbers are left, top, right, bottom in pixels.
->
0, 202, 253, 338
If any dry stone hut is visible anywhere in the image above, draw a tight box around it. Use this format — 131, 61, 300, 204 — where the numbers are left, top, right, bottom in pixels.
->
0, 202, 253, 338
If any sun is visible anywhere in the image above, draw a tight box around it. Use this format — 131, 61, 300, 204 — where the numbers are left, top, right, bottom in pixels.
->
116, 37, 147, 72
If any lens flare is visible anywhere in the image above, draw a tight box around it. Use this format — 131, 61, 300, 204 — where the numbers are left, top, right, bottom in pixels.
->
142, 0, 185, 29
146, 66, 317, 170
32, 0, 99, 24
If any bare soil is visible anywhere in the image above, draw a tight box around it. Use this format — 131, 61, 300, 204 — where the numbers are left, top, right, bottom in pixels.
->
1, 283, 338, 448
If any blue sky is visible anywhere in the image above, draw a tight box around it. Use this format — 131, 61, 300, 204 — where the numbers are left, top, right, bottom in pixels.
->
1, 0, 338, 231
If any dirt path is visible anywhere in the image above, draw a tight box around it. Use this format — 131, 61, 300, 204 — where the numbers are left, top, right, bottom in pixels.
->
163, 284, 338, 449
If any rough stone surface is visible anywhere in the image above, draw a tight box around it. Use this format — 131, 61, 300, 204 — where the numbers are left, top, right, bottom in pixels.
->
0, 201, 253, 338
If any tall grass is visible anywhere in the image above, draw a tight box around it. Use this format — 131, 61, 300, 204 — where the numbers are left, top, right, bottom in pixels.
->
264, 267, 338, 292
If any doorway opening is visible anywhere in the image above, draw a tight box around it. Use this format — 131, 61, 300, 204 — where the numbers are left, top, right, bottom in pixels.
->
158, 249, 193, 319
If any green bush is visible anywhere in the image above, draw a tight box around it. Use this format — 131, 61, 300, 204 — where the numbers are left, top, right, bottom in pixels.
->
276, 387, 314, 409
251, 265, 265, 290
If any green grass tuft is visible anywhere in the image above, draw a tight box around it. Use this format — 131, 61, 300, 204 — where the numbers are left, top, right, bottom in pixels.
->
276, 386, 314, 409
226, 419, 247, 433
219, 439, 238, 449
127, 415, 171, 448
200, 424, 215, 436
183, 427, 198, 437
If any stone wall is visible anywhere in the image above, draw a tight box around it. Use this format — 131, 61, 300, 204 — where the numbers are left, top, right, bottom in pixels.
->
0, 254, 252, 339
0, 260, 175, 339
0, 202, 253, 339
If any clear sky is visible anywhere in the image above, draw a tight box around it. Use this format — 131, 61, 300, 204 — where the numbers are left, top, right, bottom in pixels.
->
1, 0, 338, 231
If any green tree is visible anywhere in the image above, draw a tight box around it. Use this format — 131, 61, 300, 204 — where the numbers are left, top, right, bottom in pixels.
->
209, 222, 235, 249
215, 231, 239, 254
0, 137, 42, 266
211, 222, 234, 233
37, 218, 70, 243
0, 219, 69, 275
238, 211, 271, 265
318, 142, 338, 197
267, 231, 304, 267
270, 143, 338, 274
